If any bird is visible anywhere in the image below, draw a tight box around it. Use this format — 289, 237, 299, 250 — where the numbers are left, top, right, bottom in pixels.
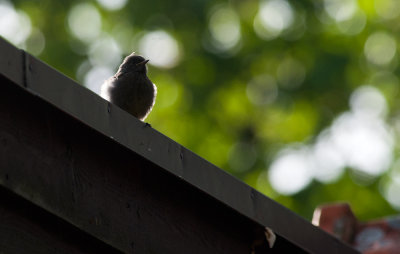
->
101, 52, 157, 121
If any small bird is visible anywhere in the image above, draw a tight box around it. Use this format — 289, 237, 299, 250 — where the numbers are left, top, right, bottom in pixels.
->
101, 52, 157, 121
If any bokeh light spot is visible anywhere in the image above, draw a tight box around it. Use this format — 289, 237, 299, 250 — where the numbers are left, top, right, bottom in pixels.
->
76, 60, 92, 84
25, 28, 46, 56
267, 86, 393, 193
330, 86, 393, 177
96, 0, 127, 11
331, 113, 393, 176
311, 131, 345, 183
324, 0, 357, 22
254, 0, 294, 40
268, 147, 313, 195
317, 86, 393, 180
364, 32, 396, 66
350, 85, 387, 118
138, 30, 181, 68
68, 3, 102, 43
89, 35, 122, 68
383, 180, 400, 210
382, 160, 400, 209
84, 66, 114, 95
375, 0, 400, 20
208, 5, 241, 52
0, 1, 31, 46
337, 10, 366, 35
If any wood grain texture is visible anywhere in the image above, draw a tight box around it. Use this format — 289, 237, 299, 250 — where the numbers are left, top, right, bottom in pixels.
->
0, 186, 121, 254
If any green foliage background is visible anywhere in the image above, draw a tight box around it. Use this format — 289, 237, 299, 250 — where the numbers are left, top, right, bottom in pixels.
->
6, 0, 400, 221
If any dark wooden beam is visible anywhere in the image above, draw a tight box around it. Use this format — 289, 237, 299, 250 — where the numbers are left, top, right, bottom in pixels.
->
0, 186, 121, 253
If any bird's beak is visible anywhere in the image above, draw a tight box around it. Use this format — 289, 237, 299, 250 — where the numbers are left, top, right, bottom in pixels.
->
136, 59, 149, 66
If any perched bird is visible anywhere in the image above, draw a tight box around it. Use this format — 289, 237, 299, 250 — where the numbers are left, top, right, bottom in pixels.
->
101, 52, 157, 121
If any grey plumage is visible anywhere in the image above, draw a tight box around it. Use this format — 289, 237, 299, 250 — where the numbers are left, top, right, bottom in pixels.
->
101, 53, 157, 121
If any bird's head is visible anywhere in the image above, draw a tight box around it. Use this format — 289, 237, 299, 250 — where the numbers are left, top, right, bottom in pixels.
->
118, 52, 149, 74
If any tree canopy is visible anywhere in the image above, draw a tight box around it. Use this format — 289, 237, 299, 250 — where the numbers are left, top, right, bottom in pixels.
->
2, 0, 400, 220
